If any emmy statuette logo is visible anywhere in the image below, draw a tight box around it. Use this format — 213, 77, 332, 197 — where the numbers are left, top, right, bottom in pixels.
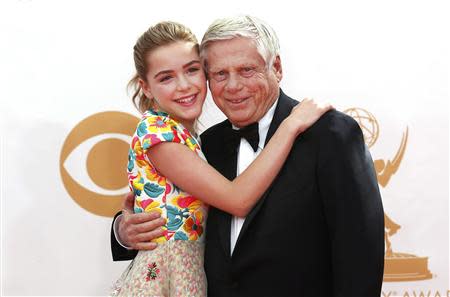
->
344, 107, 432, 282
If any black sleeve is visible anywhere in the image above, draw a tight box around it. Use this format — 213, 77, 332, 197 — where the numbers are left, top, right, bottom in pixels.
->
317, 113, 385, 297
110, 211, 138, 261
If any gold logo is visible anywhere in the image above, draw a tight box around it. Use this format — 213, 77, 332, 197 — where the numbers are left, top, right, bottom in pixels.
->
60, 111, 139, 217
344, 107, 432, 282
344, 108, 379, 148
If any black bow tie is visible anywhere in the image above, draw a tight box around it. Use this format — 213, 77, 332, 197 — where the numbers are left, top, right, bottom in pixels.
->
225, 122, 260, 153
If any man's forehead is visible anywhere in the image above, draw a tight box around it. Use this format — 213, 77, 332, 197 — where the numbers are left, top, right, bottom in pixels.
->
204, 36, 255, 51
206, 60, 259, 72
204, 39, 265, 70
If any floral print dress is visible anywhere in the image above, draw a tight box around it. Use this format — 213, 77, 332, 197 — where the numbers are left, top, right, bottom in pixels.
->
112, 109, 208, 297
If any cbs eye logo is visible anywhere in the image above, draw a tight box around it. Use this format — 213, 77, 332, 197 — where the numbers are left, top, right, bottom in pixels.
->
60, 111, 139, 217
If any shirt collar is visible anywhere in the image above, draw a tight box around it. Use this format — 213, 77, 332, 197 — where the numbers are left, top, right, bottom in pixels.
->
232, 98, 278, 150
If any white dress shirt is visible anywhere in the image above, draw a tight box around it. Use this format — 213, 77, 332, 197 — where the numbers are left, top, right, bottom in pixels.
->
230, 100, 278, 255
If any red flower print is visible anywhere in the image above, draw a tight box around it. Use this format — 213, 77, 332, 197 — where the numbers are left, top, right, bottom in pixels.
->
145, 262, 160, 281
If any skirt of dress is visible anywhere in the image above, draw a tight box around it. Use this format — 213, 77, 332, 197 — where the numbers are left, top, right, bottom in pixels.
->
111, 240, 206, 297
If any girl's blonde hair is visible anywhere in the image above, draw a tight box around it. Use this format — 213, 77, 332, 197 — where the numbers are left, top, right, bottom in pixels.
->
128, 21, 199, 113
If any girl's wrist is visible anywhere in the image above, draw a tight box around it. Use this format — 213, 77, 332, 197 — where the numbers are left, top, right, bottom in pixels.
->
281, 118, 303, 138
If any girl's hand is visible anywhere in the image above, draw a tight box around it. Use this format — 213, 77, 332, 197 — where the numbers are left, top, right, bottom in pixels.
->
286, 98, 334, 136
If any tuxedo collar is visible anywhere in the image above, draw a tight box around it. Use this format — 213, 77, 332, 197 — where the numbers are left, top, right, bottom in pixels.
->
265, 89, 299, 146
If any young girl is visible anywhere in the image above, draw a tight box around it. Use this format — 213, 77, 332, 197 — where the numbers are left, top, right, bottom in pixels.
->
112, 21, 331, 297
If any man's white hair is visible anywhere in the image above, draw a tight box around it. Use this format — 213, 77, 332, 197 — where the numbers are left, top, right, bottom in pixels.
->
200, 15, 280, 70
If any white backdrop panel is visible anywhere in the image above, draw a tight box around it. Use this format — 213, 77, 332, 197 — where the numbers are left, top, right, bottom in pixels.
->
1, 0, 448, 296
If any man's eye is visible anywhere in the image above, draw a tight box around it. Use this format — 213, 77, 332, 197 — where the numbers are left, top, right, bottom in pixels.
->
241, 67, 254, 76
212, 71, 226, 81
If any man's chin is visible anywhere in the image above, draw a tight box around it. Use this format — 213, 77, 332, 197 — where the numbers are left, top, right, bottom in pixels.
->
228, 117, 256, 128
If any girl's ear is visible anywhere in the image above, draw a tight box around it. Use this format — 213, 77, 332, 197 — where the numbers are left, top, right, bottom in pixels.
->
138, 78, 153, 99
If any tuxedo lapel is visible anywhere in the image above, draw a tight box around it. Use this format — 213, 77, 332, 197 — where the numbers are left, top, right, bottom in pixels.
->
233, 90, 298, 253
212, 121, 237, 257
265, 90, 297, 147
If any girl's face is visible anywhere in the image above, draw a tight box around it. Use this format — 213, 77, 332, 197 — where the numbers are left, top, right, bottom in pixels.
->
140, 41, 207, 128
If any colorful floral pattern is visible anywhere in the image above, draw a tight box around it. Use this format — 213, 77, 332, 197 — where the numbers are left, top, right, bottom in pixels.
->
128, 109, 208, 244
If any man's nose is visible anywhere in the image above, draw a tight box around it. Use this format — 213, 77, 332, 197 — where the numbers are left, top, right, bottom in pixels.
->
224, 73, 243, 93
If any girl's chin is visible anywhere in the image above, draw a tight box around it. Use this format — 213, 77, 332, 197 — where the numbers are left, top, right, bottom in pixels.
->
172, 112, 200, 125
180, 108, 202, 119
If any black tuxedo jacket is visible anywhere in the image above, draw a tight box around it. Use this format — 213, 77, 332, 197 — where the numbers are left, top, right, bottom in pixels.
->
111, 90, 385, 297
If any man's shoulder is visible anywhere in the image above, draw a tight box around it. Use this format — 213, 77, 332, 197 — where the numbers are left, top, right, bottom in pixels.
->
280, 90, 356, 131
200, 119, 230, 141
304, 109, 360, 138
199, 119, 230, 157
318, 109, 357, 127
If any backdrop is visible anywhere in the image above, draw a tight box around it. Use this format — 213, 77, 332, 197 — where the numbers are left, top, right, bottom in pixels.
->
1, 0, 448, 296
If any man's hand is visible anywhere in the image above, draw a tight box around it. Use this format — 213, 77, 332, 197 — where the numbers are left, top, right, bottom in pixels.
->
117, 192, 166, 250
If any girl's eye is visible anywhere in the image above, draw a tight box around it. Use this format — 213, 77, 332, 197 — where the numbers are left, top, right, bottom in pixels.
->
159, 75, 172, 82
187, 67, 200, 73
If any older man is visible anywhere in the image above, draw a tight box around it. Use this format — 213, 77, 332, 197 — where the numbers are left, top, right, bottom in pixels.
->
111, 15, 384, 297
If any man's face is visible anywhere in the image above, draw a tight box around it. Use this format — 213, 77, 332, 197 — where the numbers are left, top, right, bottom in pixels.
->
205, 37, 282, 127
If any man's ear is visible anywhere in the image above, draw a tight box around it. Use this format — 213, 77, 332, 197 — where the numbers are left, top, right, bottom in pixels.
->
138, 78, 153, 99
273, 55, 283, 82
